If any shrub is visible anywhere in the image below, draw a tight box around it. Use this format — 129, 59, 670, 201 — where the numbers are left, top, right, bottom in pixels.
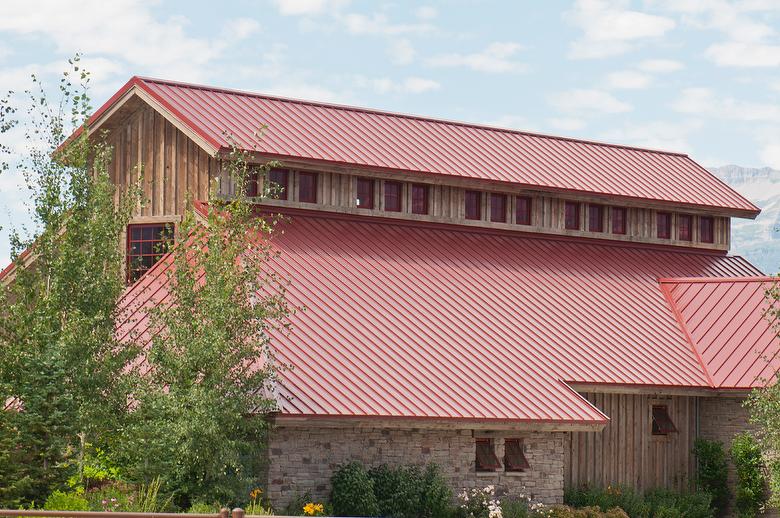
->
564, 486, 649, 518
693, 439, 729, 516
43, 490, 90, 511
456, 485, 501, 518
418, 464, 453, 518
644, 489, 712, 518
545, 505, 629, 518
369, 464, 423, 518
731, 433, 767, 518
330, 462, 379, 517
188, 502, 222, 514
565, 486, 713, 518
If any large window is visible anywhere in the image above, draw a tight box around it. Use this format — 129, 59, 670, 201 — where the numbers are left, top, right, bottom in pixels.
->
564, 201, 580, 230
700, 216, 714, 244
384, 181, 402, 212
298, 172, 318, 203
657, 212, 672, 239
411, 184, 429, 215
588, 204, 604, 233
516, 196, 532, 225
490, 193, 507, 223
126, 224, 173, 283
678, 214, 692, 241
611, 207, 626, 235
465, 190, 481, 220
356, 177, 375, 209
475, 439, 501, 472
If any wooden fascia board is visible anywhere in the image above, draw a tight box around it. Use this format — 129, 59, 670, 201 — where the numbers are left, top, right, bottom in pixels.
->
567, 382, 751, 398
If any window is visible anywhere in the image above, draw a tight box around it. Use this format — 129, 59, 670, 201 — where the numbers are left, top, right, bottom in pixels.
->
298, 172, 318, 203
652, 405, 677, 435
384, 181, 402, 212
504, 439, 530, 472
564, 201, 580, 230
611, 207, 627, 235
657, 212, 672, 239
356, 177, 375, 209
678, 214, 692, 241
465, 190, 482, 220
490, 193, 507, 223
516, 196, 532, 225
411, 184, 429, 215
475, 439, 501, 472
588, 204, 604, 233
126, 224, 173, 283
268, 168, 289, 200
700, 216, 714, 244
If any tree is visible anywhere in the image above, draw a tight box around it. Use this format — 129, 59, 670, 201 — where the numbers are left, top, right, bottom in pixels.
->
0, 57, 139, 506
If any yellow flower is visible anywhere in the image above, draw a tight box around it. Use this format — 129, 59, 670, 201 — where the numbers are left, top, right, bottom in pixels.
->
249, 488, 263, 500
303, 503, 324, 516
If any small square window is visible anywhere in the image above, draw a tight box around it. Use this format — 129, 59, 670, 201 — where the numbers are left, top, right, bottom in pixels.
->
475, 438, 501, 472
490, 193, 507, 223
384, 181, 402, 212
678, 215, 692, 241
411, 184, 429, 215
298, 172, 318, 203
588, 204, 604, 233
700, 217, 714, 244
652, 405, 677, 435
504, 439, 531, 472
356, 177, 375, 209
564, 201, 580, 230
611, 207, 627, 235
269, 168, 289, 200
465, 190, 482, 220
657, 212, 672, 239
516, 196, 532, 225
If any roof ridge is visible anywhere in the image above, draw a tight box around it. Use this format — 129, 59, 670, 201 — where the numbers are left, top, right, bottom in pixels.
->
135, 75, 690, 158
659, 276, 777, 284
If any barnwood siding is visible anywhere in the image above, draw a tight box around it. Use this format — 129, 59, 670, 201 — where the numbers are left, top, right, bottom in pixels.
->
565, 393, 696, 492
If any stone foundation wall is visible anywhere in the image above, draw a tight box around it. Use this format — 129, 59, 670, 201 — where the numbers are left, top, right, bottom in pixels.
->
266, 424, 566, 509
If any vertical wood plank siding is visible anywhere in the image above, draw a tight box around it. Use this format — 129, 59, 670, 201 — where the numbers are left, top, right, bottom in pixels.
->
565, 393, 697, 492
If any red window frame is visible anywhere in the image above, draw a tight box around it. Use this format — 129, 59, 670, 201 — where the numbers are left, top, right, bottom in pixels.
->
411, 184, 429, 215
588, 204, 604, 233
504, 439, 531, 472
298, 172, 318, 203
700, 216, 714, 244
384, 181, 402, 212
356, 177, 375, 209
490, 193, 507, 223
516, 196, 532, 226
268, 168, 289, 200
564, 201, 580, 230
678, 214, 692, 241
126, 223, 173, 283
464, 190, 481, 220
475, 438, 501, 471
657, 212, 672, 239
611, 207, 627, 235
652, 405, 677, 435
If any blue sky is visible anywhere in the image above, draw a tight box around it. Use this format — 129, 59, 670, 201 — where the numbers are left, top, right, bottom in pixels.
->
1, 0, 780, 264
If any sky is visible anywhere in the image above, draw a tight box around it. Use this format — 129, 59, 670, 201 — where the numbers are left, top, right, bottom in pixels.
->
1, 0, 780, 265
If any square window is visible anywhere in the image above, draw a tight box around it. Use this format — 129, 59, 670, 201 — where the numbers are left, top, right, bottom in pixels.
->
700, 217, 714, 244
384, 181, 402, 212
611, 207, 627, 235
516, 196, 532, 225
588, 204, 604, 233
504, 439, 530, 472
678, 214, 692, 241
657, 212, 672, 239
269, 168, 289, 200
490, 193, 507, 223
475, 438, 501, 471
298, 172, 318, 203
411, 184, 429, 215
465, 190, 482, 220
126, 223, 173, 283
564, 201, 580, 230
652, 405, 677, 435
356, 177, 375, 209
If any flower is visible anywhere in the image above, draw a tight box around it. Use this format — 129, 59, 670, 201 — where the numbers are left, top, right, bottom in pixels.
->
249, 488, 263, 500
303, 502, 324, 516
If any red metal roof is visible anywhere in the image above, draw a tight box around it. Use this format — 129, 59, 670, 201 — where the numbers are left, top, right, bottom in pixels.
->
116, 210, 768, 424
92, 76, 758, 217
661, 277, 780, 389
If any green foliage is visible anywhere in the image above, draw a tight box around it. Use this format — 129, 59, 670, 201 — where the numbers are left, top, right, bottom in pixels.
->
643, 489, 712, 518
187, 502, 222, 514
692, 439, 730, 516
542, 505, 629, 518
367, 463, 451, 518
730, 433, 766, 518
418, 464, 453, 518
330, 462, 379, 517
43, 490, 89, 511
130, 476, 172, 513
564, 486, 713, 518
280, 492, 313, 516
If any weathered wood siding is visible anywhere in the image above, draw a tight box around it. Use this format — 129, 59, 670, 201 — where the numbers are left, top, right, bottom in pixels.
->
565, 393, 697, 492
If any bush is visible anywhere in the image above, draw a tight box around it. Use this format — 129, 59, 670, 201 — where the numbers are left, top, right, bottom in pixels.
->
693, 439, 729, 516
369, 464, 423, 518
565, 486, 649, 518
544, 505, 629, 518
330, 462, 379, 517
731, 433, 766, 518
188, 502, 222, 514
565, 486, 713, 518
418, 464, 452, 518
644, 489, 712, 518
43, 490, 90, 511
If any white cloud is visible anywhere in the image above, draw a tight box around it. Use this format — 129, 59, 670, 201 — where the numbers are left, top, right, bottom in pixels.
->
637, 59, 684, 73
223, 18, 261, 40
415, 6, 438, 20
606, 70, 652, 89
388, 39, 415, 65
566, 0, 676, 59
357, 76, 440, 95
548, 117, 587, 131
672, 87, 780, 122
706, 42, 780, 67
427, 42, 526, 73
341, 12, 434, 35
599, 120, 702, 153
270, 0, 348, 16
549, 89, 632, 114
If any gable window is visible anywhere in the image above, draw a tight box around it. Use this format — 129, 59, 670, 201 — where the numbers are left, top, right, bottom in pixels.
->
504, 439, 531, 472
475, 438, 501, 472
268, 168, 290, 200
465, 190, 482, 220
700, 216, 714, 244
516, 196, 532, 225
588, 204, 604, 232
356, 177, 375, 209
657, 212, 672, 239
298, 172, 318, 203
490, 193, 507, 223
678, 214, 692, 241
411, 184, 429, 215
384, 181, 402, 212
612, 207, 627, 235
652, 405, 677, 435
126, 224, 173, 283
564, 201, 580, 230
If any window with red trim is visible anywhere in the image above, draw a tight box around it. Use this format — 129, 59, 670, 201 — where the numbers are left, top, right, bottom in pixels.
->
356, 177, 375, 209
504, 439, 530, 472
588, 204, 604, 232
490, 193, 507, 223
516, 196, 532, 225
411, 184, 429, 215
700, 216, 714, 244
612, 207, 627, 235
475, 439, 501, 471
678, 214, 692, 241
657, 212, 672, 239
465, 190, 481, 220
384, 181, 402, 212
298, 172, 318, 203
269, 168, 289, 200
126, 224, 173, 283
652, 405, 677, 435
564, 201, 580, 230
